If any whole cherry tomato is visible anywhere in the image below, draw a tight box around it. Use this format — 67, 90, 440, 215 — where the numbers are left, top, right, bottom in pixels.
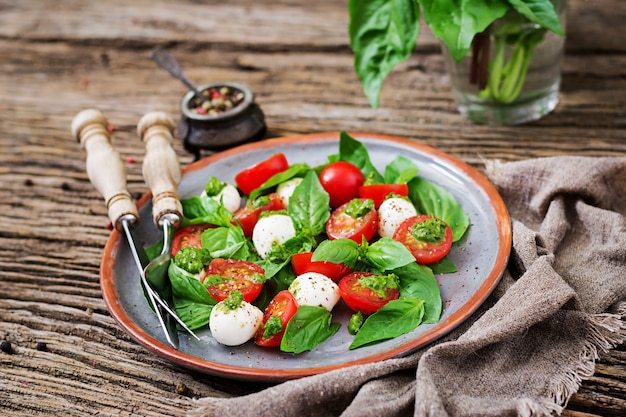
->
319, 161, 365, 209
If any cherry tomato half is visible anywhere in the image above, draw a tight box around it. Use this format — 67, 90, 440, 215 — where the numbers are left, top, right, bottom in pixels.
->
203, 258, 265, 303
255, 290, 298, 347
338, 272, 399, 315
326, 198, 378, 243
358, 183, 409, 208
291, 252, 353, 282
170, 223, 212, 256
234, 193, 285, 236
319, 161, 365, 209
234, 153, 289, 196
393, 214, 453, 265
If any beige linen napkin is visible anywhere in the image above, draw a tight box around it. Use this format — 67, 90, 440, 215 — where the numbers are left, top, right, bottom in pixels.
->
190, 156, 626, 417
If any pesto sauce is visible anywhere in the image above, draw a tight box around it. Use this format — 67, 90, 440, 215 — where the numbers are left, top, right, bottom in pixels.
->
411, 217, 447, 244
343, 198, 374, 218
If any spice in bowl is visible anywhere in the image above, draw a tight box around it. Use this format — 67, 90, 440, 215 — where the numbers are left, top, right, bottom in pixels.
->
190, 86, 246, 116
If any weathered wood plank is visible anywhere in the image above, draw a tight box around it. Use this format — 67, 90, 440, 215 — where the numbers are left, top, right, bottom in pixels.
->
1, 0, 626, 416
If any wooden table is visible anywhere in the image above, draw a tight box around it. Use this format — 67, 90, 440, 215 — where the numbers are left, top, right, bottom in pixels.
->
1, 1, 625, 415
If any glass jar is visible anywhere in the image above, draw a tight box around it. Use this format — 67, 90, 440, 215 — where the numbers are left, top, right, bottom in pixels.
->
442, 0, 568, 125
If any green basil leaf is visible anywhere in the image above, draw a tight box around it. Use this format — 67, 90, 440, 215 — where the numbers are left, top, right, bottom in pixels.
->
408, 176, 469, 242
384, 155, 419, 184
288, 170, 330, 237
311, 238, 361, 269
429, 256, 457, 274
338, 132, 384, 183
350, 298, 424, 349
365, 237, 416, 271
249, 163, 310, 200
507, 0, 564, 35
168, 262, 215, 330
420, 0, 509, 62
201, 226, 251, 260
181, 194, 233, 228
349, 0, 420, 108
393, 262, 442, 323
280, 306, 340, 354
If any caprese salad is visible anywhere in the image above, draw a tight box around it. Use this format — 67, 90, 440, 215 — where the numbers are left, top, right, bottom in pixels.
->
153, 132, 470, 353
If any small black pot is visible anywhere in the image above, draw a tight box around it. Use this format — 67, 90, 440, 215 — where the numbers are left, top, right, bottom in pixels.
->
177, 82, 266, 159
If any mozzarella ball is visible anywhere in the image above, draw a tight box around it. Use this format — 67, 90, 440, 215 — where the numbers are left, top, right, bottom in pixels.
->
276, 177, 303, 207
209, 300, 263, 346
252, 214, 297, 259
377, 197, 418, 238
211, 184, 242, 213
289, 272, 340, 311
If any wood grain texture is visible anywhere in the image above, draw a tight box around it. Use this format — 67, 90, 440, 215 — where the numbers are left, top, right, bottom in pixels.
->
1, 0, 625, 415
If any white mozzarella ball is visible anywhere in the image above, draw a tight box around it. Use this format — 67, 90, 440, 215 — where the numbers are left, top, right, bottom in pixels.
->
211, 184, 242, 213
276, 177, 303, 207
252, 214, 296, 259
377, 197, 418, 238
209, 300, 263, 346
289, 272, 340, 311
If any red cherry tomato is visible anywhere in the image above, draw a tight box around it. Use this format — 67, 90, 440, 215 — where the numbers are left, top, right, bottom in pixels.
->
338, 272, 399, 315
358, 183, 409, 208
203, 258, 265, 303
233, 193, 285, 236
234, 153, 289, 196
291, 252, 353, 282
319, 161, 365, 208
255, 290, 298, 347
170, 223, 212, 256
326, 198, 378, 243
393, 214, 453, 265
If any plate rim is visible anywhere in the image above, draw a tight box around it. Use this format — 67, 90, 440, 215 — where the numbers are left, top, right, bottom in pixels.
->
100, 131, 512, 381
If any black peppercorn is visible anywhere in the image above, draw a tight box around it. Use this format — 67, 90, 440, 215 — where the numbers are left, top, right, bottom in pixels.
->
1, 340, 13, 353
36, 342, 47, 351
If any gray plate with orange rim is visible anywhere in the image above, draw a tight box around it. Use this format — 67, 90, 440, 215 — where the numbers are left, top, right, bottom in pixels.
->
100, 132, 512, 382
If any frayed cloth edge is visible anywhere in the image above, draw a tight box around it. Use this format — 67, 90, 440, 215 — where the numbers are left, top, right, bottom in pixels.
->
546, 310, 626, 415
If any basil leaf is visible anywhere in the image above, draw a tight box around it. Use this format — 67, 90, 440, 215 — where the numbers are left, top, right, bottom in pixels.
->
384, 155, 419, 184
393, 262, 442, 323
420, 0, 509, 62
168, 262, 215, 330
408, 176, 469, 242
249, 163, 310, 200
350, 298, 424, 349
349, 0, 420, 108
288, 170, 330, 238
366, 237, 416, 271
201, 226, 251, 260
429, 256, 457, 274
312, 238, 361, 269
508, 0, 564, 35
280, 306, 340, 354
338, 131, 384, 183
181, 194, 233, 228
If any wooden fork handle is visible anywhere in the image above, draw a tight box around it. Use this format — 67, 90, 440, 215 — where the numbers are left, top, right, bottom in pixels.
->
137, 111, 183, 227
71, 109, 138, 229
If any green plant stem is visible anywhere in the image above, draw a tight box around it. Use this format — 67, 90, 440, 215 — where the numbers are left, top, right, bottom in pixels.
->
479, 26, 546, 103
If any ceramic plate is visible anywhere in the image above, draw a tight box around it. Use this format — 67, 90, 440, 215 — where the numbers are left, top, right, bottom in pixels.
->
100, 132, 511, 382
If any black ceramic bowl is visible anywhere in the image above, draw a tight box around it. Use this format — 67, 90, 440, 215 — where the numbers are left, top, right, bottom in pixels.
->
177, 82, 266, 159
